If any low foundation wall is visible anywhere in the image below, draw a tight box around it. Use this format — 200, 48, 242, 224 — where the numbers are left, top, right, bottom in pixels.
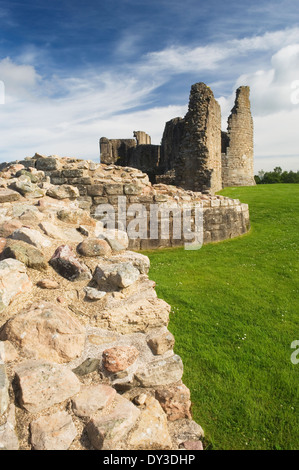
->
5, 155, 250, 250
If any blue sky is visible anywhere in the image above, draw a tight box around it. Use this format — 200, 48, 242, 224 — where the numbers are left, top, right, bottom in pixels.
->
0, 0, 299, 171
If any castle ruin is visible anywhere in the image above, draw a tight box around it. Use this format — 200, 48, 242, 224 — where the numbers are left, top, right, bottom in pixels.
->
100, 82, 256, 193
221, 86, 255, 187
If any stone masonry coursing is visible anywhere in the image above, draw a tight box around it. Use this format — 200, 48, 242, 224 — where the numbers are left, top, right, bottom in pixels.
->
0, 154, 250, 450
0, 154, 250, 250
100, 82, 255, 193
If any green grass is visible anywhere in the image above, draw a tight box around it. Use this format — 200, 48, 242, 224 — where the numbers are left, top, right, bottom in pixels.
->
142, 184, 299, 450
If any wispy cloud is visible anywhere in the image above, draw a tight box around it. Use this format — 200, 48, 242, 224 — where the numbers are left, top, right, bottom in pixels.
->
0, 25, 299, 171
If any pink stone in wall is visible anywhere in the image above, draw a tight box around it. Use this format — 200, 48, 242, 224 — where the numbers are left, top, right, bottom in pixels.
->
49, 244, 91, 281
102, 346, 139, 373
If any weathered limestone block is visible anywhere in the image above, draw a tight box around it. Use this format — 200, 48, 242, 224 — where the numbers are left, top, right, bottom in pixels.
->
2, 240, 47, 271
134, 355, 183, 387
0, 259, 32, 312
38, 221, 68, 240
127, 397, 172, 449
72, 384, 116, 418
168, 418, 204, 448
155, 383, 192, 421
35, 157, 60, 171
1, 163, 25, 177
0, 188, 21, 203
1, 301, 86, 363
77, 196, 93, 210
57, 208, 96, 226
0, 219, 22, 238
0, 364, 9, 416
30, 411, 77, 450
104, 183, 123, 195
15, 360, 81, 413
50, 176, 67, 185
18, 207, 45, 223
36, 195, 77, 213
86, 394, 140, 450
46, 184, 80, 200
108, 251, 150, 274
9, 227, 52, 250
15, 168, 45, 183
87, 184, 104, 196
62, 169, 85, 178
124, 183, 143, 195
12, 176, 46, 198
83, 287, 107, 301
98, 229, 129, 251
147, 327, 175, 355
94, 262, 140, 290
0, 341, 18, 363
94, 296, 171, 334
0, 405, 19, 450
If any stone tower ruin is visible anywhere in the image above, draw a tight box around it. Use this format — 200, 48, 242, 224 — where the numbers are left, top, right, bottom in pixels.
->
100, 82, 255, 193
172, 83, 222, 193
221, 86, 255, 187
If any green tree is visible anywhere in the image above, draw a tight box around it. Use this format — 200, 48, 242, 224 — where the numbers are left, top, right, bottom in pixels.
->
255, 167, 299, 184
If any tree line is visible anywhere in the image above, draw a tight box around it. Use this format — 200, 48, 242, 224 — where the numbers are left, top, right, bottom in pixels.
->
254, 167, 299, 184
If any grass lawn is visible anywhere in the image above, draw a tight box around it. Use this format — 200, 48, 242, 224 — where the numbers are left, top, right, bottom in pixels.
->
142, 184, 299, 450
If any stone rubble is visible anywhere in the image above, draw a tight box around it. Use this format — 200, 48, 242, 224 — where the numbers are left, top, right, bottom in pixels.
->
0, 364, 9, 415
0, 152, 251, 450
0, 405, 19, 450
0, 301, 86, 363
15, 360, 81, 414
0, 258, 32, 312
30, 410, 77, 450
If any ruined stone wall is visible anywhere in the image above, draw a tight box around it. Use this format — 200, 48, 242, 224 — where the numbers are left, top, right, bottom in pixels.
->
222, 87, 255, 188
0, 153, 251, 450
127, 145, 160, 183
133, 131, 151, 146
0, 155, 250, 251
99, 82, 255, 194
100, 133, 158, 181
160, 117, 185, 174
0, 157, 203, 450
174, 83, 222, 194
99, 137, 136, 165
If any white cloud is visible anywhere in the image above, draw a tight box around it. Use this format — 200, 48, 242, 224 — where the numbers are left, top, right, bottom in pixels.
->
139, 27, 299, 78
0, 57, 41, 101
235, 44, 299, 116
1, 27, 299, 171
216, 41, 299, 171
0, 57, 186, 161
254, 108, 299, 157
